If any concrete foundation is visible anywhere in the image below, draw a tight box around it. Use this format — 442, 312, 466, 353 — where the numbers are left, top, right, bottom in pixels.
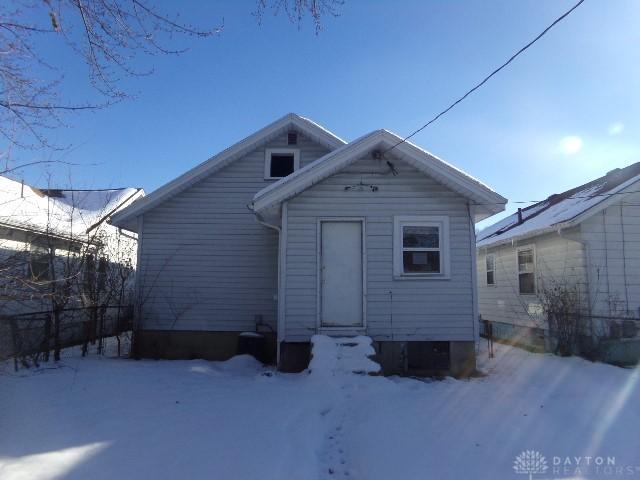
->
278, 342, 311, 373
134, 330, 277, 364
278, 340, 477, 378
134, 331, 476, 377
449, 341, 476, 377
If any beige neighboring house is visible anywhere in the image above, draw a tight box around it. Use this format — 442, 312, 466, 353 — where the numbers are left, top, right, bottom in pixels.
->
476, 163, 640, 365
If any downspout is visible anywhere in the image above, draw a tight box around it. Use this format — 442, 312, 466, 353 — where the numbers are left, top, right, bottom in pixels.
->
467, 203, 480, 348
132, 215, 144, 358
252, 203, 286, 368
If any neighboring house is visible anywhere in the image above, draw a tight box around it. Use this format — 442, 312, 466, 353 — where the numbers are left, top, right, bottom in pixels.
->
476, 163, 640, 364
110, 113, 506, 376
0, 175, 144, 357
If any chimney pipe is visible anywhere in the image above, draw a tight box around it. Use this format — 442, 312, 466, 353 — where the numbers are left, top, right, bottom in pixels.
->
517, 208, 523, 225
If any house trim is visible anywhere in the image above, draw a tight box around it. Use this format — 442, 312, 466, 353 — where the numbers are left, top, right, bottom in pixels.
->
468, 204, 480, 344
134, 215, 144, 332
315, 217, 367, 332
264, 148, 300, 180
252, 129, 506, 221
279, 202, 288, 346
516, 244, 537, 296
110, 113, 346, 230
485, 253, 497, 286
477, 176, 640, 249
393, 215, 451, 280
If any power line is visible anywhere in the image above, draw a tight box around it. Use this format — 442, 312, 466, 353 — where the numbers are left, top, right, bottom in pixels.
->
384, 0, 586, 154
471, 187, 640, 206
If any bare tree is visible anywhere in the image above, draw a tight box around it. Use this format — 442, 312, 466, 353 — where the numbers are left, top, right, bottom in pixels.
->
539, 281, 583, 357
0, 1, 343, 169
0, 180, 139, 368
0, 1, 222, 155
254, 0, 343, 34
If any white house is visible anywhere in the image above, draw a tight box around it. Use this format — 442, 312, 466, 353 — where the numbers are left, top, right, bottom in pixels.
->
476, 163, 640, 364
111, 114, 506, 376
0, 175, 144, 358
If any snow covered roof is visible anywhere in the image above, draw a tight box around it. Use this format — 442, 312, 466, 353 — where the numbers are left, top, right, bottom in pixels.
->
252, 129, 506, 221
110, 113, 346, 231
0, 175, 143, 240
477, 162, 640, 248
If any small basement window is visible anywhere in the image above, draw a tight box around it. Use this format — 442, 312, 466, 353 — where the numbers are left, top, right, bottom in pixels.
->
393, 216, 450, 278
264, 148, 300, 179
486, 254, 496, 285
517, 247, 536, 294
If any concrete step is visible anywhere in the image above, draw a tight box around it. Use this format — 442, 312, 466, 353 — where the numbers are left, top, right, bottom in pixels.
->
308, 335, 381, 376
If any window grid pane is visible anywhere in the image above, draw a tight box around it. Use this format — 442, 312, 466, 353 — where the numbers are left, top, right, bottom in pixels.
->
403, 251, 440, 273
402, 226, 439, 249
517, 249, 534, 273
519, 272, 535, 294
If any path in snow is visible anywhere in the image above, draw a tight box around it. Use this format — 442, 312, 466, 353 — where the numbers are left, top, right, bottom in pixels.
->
1, 339, 639, 480
309, 335, 380, 479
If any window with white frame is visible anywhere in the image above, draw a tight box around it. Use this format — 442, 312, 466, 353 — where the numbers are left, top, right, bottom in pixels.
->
393, 216, 449, 278
517, 247, 536, 294
486, 254, 496, 285
264, 148, 300, 179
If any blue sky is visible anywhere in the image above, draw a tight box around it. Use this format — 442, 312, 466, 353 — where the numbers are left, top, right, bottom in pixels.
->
12, 0, 640, 228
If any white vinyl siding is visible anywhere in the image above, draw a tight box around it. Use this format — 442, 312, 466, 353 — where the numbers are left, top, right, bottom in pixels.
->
477, 230, 587, 328
580, 184, 640, 319
136, 132, 330, 332
284, 154, 475, 342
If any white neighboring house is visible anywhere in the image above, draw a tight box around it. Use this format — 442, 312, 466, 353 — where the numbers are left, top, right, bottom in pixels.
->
476, 163, 640, 364
110, 113, 506, 376
0, 174, 144, 317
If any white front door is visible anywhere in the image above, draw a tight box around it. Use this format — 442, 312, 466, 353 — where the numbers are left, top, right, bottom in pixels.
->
320, 221, 363, 327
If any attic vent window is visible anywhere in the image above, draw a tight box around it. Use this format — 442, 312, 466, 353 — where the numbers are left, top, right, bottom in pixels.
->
264, 148, 300, 180
287, 132, 298, 145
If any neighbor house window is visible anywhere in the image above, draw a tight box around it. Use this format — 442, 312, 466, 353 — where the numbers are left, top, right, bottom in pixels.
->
29, 243, 51, 281
393, 216, 450, 278
486, 254, 496, 285
517, 247, 536, 294
264, 148, 300, 179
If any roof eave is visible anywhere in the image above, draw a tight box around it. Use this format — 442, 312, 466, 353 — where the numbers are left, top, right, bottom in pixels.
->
253, 130, 507, 216
111, 114, 346, 225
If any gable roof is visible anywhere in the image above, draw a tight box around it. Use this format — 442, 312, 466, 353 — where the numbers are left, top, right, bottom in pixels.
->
477, 162, 640, 248
252, 129, 506, 221
0, 175, 143, 240
110, 113, 346, 230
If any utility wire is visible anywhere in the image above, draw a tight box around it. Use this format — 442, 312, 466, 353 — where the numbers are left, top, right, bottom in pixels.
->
384, 0, 586, 154
471, 187, 640, 206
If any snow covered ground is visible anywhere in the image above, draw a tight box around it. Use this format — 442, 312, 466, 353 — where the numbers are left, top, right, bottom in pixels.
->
1, 340, 639, 480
